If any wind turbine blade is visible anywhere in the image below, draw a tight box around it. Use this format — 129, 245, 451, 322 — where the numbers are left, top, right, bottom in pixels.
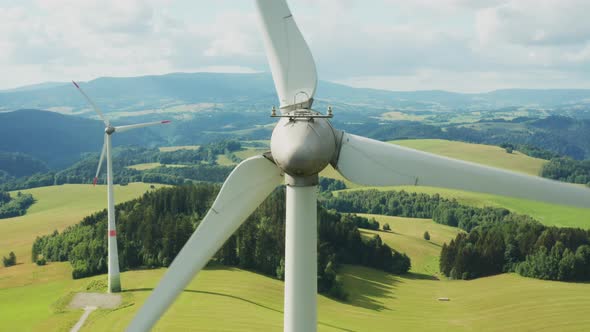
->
334, 133, 590, 209
256, 0, 317, 110
94, 135, 107, 186
114, 120, 171, 133
126, 155, 283, 331
72, 81, 109, 126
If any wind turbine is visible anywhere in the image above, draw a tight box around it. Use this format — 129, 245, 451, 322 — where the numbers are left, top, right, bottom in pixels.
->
127, 0, 590, 330
72, 81, 171, 293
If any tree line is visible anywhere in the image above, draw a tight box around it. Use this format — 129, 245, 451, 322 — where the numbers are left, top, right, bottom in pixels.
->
540, 157, 590, 186
32, 184, 410, 300
0, 152, 48, 178
322, 190, 510, 232
0, 191, 35, 219
440, 217, 590, 281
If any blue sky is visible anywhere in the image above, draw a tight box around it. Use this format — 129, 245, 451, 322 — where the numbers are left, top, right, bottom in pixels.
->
1, 0, 589, 92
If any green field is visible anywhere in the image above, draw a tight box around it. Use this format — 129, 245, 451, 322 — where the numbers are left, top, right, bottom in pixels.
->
215, 154, 235, 166
0, 183, 165, 264
2, 212, 590, 331
391, 139, 546, 176
216, 147, 268, 166
319, 139, 590, 229
359, 215, 462, 276
158, 145, 200, 152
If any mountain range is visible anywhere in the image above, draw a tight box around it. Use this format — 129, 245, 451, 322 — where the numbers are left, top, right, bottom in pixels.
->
1, 72, 590, 115
2, 72, 590, 172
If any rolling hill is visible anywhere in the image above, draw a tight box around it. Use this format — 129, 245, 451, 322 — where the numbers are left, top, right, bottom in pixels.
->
0, 110, 168, 168
2, 204, 590, 331
391, 139, 546, 176
321, 139, 590, 228
0, 183, 166, 263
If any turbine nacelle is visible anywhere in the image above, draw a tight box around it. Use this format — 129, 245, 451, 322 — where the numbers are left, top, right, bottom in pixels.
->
105, 126, 116, 135
270, 112, 337, 180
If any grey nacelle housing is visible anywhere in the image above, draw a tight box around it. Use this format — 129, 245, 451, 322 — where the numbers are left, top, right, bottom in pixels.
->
270, 114, 339, 177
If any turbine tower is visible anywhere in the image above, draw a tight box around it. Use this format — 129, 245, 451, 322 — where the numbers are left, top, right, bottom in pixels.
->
73, 81, 171, 293
127, 0, 590, 330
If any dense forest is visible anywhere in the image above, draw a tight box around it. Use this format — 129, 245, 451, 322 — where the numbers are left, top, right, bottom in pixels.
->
0, 191, 35, 218
499, 143, 560, 160
0, 152, 48, 178
540, 157, 590, 186
440, 217, 590, 281
32, 184, 410, 299
323, 190, 510, 232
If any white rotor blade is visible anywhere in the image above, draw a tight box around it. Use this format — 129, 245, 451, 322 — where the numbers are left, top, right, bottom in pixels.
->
335, 133, 590, 209
72, 81, 109, 126
93, 135, 107, 186
256, 0, 317, 109
114, 120, 171, 133
127, 155, 284, 331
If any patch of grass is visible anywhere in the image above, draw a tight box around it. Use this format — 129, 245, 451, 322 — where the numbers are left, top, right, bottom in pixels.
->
2, 219, 590, 331
126, 162, 162, 170
380, 111, 426, 122
358, 215, 462, 275
15, 265, 588, 332
391, 139, 546, 176
234, 148, 268, 160
215, 154, 235, 166
0, 183, 165, 263
159, 145, 200, 152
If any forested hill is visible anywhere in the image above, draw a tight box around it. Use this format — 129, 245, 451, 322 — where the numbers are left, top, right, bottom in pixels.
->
33, 184, 410, 299
0, 109, 166, 168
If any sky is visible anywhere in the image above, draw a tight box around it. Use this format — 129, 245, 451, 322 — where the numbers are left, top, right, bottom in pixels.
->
0, 0, 590, 92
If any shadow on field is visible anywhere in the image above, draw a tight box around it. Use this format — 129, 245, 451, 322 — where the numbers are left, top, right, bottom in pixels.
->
403, 272, 439, 281
339, 265, 399, 312
124, 288, 357, 332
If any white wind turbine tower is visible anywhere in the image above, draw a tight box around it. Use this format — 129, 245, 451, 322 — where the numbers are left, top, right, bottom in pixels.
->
73, 81, 171, 293
127, 0, 590, 330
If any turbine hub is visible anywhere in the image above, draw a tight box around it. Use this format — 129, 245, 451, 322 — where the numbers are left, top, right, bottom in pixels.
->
105, 126, 115, 135
270, 111, 338, 178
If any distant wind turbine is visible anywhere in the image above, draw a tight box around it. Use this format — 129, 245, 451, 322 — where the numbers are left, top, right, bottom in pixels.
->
128, 0, 590, 330
73, 81, 171, 293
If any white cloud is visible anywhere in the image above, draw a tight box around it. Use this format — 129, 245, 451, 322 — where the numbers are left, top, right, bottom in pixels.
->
0, 0, 589, 92
476, 0, 590, 46
337, 68, 590, 93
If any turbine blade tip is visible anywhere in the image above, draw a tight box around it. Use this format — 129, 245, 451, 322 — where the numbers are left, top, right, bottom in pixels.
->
72, 81, 79, 88
161, 120, 171, 124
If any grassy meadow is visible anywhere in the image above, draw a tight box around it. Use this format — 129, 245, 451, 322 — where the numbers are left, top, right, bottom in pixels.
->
158, 145, 200, 152
391, 139, 546, 176
0, 183, 166, 266
3, 212, 590, 331
1, 138, 590, 331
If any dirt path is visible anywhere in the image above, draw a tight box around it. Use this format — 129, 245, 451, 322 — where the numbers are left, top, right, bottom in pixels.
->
70, 306, 97, 332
